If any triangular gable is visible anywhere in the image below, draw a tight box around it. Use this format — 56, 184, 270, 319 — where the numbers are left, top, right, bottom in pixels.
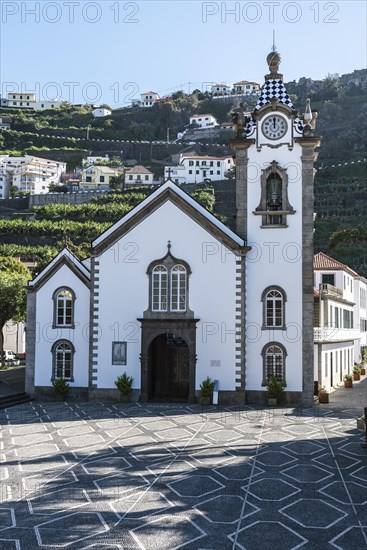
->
28, 248, 90, 291
92, 180, 246, 255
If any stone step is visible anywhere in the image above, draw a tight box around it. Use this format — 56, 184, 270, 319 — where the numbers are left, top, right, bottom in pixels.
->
0, 392, 33, 410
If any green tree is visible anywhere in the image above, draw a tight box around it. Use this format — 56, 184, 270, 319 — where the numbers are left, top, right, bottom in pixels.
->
48, 184, 68, 193
323, 73, 343, 101
0, 257, 30, 367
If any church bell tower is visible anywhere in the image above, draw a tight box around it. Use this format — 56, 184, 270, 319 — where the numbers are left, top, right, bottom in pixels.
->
231, 47, 321, 406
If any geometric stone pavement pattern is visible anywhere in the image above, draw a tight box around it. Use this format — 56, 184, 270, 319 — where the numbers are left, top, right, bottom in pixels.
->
0, 399, 366, 550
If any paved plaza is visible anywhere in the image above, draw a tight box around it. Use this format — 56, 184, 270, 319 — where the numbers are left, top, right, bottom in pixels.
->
0, 381, 366, 549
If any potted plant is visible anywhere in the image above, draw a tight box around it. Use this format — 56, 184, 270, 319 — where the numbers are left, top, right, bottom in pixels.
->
353, 365, 361, 381
266, 375, 286, 406
52, 377, 70, 401
318, 386, 329, 404
344, 374, 353, 388
357, 415, 365, 431
114, 372, 134, 403
200, 376, 215, 405
360, 363, 366, 376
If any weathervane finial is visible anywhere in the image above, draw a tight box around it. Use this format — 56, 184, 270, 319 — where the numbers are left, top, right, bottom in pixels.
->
167, 240, 171, 251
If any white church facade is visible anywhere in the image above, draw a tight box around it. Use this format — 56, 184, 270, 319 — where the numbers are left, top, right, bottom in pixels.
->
26, 49, 321, 406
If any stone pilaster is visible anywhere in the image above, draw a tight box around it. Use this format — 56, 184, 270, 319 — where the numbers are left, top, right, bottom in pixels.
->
300, 137, 321, 406
88, 255, 99, 399
230, 139, 253, 404
25, 290, 36, 397
230, 139, 252, 240
188, 353, 197, 404
139, 353, 149, 402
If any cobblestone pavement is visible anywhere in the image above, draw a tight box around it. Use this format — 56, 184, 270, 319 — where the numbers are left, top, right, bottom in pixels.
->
0, 381, 366, 549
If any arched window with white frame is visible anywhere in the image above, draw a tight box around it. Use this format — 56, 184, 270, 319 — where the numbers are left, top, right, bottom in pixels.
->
146, 243, 192, 316
171, 265, 186, 311
261, 286, 286, 329
152, 265, 168, 311
52, 340, 74, 381
53, 288, 75, 328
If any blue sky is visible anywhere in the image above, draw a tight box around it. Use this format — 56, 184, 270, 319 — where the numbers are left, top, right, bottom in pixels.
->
0, 1, 366, 106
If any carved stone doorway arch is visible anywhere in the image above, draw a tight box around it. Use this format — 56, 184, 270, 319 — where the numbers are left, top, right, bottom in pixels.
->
138, 318, 199, 403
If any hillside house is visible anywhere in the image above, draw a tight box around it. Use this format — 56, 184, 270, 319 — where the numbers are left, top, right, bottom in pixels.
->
140, 92, 160, 107
189, 114, 218, 129
313, 252, 367, 391
81, 165, 121, 190
125, 165, 154, 186
165, 155, 234, 184
233, 81, 260, 95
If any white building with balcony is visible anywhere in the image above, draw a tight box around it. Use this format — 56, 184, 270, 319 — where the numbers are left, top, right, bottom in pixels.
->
0, 156, 66, 197
313, 252, 367, 391
233, 81, 260, 95
140, 92, 160, 107
125, 165, 154, 186
189, 114, 218, 129
164, 155, 234, 184
1, 92, 63, 110
211, 84, 232, 96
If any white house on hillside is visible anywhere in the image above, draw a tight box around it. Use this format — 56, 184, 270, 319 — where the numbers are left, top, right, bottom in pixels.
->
1, 92, 63, 110
92, 108, 112, 117
313, 252, 367, 391
189, 114, 218, 129
140, 92, 160, 107
165, 155, 234, 184
0, 116, 11, 130
85, 155, 110, 165
125, 165, 154, 185
211, 84, 232, 95
233, 81, 260, 95
0, 155, 66, 197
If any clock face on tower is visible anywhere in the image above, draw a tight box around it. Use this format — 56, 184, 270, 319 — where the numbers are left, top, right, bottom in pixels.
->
262, 115, 288, 140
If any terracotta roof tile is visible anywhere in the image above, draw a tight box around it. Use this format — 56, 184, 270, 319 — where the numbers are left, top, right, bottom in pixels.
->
233, 80, 260, 86
313, 252, 359, 277
126, 165, 153, 175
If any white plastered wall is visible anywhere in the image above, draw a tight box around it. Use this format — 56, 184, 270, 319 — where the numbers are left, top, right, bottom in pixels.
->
95, 200, 238, 391
34, 264, 90, 387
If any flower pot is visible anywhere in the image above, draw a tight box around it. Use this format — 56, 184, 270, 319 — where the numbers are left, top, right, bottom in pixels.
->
360, 368, 366, 375
119, 394, 131, 403
357, 417, 366, 431
318, 392, 329, 404
268, 398, 277, 406
55, 393, 67, 401
353, 373, 360, 381
344, 380, 353, 388
200, 397, 211, 406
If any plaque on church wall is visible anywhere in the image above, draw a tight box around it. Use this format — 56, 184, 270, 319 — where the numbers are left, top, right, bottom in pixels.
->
112, 342, 127, 365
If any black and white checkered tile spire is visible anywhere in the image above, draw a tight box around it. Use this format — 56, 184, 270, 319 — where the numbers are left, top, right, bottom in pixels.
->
245, 78, 304, 136
254, 79, 294, 111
